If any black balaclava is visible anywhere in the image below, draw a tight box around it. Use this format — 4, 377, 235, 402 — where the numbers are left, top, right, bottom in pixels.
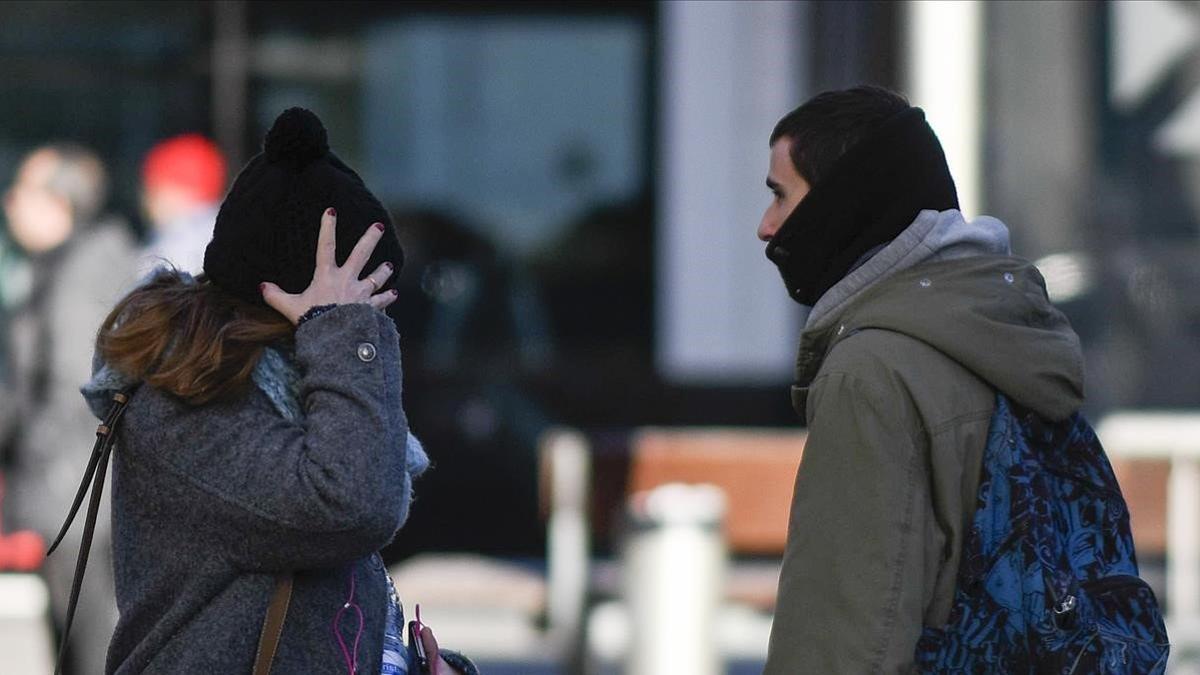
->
203, 108, 405, 313
764, 107, 958, 306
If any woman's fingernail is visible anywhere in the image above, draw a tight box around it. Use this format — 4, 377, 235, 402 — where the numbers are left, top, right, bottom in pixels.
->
384, 262, 394, 271
391, 289, 399, 296
327, 207, 337, 217
259, 283, 267, 293
373, 222, 384, 231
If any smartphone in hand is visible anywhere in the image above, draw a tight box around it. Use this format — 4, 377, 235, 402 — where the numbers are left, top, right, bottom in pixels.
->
407, 604, 430, 674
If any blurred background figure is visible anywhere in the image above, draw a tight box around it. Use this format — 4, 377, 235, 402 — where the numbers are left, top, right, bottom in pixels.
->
0, 143, 136, 675
138, 133, 226, 275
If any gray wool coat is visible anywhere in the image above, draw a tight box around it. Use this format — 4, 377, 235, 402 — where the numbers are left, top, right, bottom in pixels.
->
95, 303, 416, 674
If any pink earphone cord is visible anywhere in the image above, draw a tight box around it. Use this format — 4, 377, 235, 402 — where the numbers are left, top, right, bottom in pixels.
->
332, 568, 364, 674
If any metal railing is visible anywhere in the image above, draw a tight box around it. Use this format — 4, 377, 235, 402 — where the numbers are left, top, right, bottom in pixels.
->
1097, 411, 1200, 647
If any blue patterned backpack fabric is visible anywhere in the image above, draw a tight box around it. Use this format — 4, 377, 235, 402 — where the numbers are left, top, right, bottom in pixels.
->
915, 395, 1169, 673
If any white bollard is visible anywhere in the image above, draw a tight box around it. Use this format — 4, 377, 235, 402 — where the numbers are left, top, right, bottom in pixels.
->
544, 429, 590, 652
0, 573, 54, 675
623, 483, 727, 675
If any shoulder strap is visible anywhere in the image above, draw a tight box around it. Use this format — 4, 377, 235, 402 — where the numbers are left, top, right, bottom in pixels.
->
49, 385, 296, 674
253, 573, 294, 675
48, 386, 137, 675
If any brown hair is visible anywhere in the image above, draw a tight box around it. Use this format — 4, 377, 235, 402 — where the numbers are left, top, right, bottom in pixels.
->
97, 269, 293, 405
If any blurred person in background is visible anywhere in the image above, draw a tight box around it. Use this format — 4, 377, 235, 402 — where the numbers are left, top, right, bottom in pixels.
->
66, 108, 474, 674
1, 143, 136, 674
138, 133, 226, 275
757, 86, 1085, 672
0, 229, 27, 457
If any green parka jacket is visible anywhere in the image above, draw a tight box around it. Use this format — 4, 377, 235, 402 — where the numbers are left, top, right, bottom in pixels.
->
764, 210, 1085, 674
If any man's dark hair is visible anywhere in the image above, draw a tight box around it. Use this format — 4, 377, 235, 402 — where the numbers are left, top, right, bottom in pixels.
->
770, 85, 910, 187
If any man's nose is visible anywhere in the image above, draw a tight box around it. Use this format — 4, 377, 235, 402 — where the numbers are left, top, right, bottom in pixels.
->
758, 216, 777, 242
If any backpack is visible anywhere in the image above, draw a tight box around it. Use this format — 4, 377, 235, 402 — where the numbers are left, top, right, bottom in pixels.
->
914, 394, 1169, 673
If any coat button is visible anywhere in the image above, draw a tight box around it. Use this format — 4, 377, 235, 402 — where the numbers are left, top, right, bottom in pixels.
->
356, 342, 377, 362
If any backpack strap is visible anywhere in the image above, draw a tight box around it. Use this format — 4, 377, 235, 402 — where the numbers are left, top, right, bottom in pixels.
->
253, 573, 294, 675
48, 385, 138, 675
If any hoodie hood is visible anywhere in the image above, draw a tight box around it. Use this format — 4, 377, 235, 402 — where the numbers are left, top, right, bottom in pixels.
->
795, 210, 1084, 421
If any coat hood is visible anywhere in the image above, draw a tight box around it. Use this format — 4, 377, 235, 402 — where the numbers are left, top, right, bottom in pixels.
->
796, 210, 1084, 421
81, 270, 430, 475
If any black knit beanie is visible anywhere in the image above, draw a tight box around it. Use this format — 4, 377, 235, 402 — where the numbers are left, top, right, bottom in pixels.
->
764, 107, 958, 306
203, 108, 404, 309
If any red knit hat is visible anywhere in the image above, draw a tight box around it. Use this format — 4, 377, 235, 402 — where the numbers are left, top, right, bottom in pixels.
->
141, 134, 228, 202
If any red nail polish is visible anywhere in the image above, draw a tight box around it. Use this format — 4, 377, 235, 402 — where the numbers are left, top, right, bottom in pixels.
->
385, 262, 394, 270
373, 222, 384, 231
391, 289, 399, 296
327, 207, 337, 217
259, 283, 267, 293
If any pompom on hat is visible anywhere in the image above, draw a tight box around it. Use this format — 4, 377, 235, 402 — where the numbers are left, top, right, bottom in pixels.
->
203, 108, 404, 310
263, 108, 328, 167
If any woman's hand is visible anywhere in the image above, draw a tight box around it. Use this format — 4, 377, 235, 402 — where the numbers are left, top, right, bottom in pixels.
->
419, 625, 464, 675
260, 207, 397, 324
